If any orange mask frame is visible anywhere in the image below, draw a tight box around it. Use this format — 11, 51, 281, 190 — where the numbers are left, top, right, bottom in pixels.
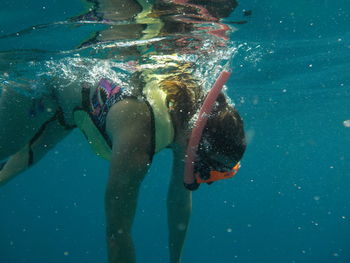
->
195, 162, 241, 184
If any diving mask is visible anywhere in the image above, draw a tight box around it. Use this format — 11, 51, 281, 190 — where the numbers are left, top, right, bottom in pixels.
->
183, 70, 241, 190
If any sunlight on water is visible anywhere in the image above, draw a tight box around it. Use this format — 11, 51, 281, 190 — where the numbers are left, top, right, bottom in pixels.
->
0, 0, 245, 100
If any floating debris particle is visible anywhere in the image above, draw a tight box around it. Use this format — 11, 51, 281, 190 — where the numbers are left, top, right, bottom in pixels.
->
343, 120, 350, 127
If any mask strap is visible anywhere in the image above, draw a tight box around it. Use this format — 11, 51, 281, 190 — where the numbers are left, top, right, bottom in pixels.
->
183, 70, 231, 189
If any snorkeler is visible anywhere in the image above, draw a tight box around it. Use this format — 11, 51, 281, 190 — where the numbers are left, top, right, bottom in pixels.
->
0, 0, 245, 262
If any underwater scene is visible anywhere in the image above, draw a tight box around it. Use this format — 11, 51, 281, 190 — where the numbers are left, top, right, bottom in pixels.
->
0, 0, 349, 262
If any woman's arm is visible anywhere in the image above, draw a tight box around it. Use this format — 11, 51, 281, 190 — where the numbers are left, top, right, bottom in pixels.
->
167, 145, 192, 263
105, 99, 153, 263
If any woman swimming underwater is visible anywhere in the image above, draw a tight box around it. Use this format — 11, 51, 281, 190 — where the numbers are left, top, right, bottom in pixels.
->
0, 0, 246, 262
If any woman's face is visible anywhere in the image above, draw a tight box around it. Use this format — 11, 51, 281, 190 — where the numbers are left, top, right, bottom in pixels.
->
195, 150, 236, 180
209, 153, 235, 169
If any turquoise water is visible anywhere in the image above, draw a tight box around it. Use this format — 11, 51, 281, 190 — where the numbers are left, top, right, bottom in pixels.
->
1, 0, 350, 263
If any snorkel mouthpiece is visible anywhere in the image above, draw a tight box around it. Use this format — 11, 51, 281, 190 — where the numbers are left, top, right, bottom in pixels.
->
183, 70, 232, 190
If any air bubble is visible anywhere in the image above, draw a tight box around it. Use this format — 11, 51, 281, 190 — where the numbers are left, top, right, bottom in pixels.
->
343, 120, 350, 127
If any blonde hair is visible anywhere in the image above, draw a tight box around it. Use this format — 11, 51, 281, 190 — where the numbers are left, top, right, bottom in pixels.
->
160, 73, 246, 162
139, 61, 204, 128
159, 71, 203, 127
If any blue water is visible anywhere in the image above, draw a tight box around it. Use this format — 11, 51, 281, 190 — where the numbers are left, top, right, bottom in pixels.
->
1, 0, 350, 263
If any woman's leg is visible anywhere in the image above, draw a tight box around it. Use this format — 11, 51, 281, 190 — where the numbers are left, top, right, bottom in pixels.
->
0, 116, 73, 186
0, 87, 57, 160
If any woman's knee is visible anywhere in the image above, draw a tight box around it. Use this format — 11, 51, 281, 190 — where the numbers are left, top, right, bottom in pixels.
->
0, 119, 30, 160
0, 139, 22, 161
0, 91, 57, 160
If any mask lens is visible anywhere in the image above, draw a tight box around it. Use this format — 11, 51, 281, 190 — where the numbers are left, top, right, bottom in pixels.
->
195, 154, 233, 180
207, 159, 232, 172
194, 156, 211, 180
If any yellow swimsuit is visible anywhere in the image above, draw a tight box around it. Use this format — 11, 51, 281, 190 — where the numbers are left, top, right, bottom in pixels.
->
73, 78, 174, 161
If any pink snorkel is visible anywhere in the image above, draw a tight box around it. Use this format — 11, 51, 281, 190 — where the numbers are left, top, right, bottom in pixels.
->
183, 70, 231, 190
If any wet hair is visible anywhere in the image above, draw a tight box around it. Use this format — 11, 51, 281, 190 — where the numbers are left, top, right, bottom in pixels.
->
138, 62, 203, 127
159, 73, 246, 164
200, 93, 246, 164
160, 72, 204, 127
